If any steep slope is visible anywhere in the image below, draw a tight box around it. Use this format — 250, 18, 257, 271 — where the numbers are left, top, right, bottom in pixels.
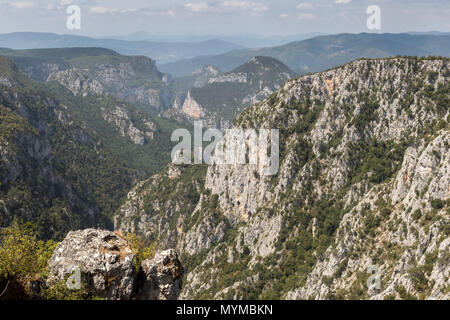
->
0, 47, 175, 113
0, 57, 135, 240
159, 33, 450, 76
44, 83, 178, 176
168, 56, 296, 128
0, 32, 244, 65
0, 48, 183, 176
175, 65, 222, 91
115, 57, 449, 300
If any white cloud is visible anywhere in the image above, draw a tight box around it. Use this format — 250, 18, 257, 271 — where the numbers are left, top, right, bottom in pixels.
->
296, 3, 314, 10
297, 13, 315, 20
184, 3, 213, 13
222, 1, 268, 13
90, 6, 112, 14
335, 0, 352, 4
90, 6, 137, 14
7, 1, 34, 9
279, 13, 289, 19
183, 1, 268, 15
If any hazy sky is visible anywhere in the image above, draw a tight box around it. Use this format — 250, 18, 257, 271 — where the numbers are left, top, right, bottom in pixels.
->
0, 0, 449, 37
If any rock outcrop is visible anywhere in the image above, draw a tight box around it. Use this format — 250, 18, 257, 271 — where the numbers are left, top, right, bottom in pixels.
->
48, 69, 104, 96
47, 229, 136, 300
101, 105, 156, 145
46, 229, 184, 300
138, 249, 184, 300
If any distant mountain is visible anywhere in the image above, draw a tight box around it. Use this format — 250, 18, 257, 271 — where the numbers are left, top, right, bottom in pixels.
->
165, 56, 297, 128
159, 33, 450, 76
175, 64, 222, 92
406, 31, 450, 36
0, 32, 244, 64
110, 32, 326, 48
0, 47, 175, 114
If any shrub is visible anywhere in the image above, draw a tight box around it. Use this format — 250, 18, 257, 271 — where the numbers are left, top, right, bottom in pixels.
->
0, 221, 57, 281
430, 199, 444, 210
124, 233, 157, 271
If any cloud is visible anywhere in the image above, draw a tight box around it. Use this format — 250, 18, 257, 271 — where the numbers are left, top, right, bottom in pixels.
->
161, 10, 176, 17
297, 13, 315, 20
296, 3, 314, 10
279, 13, 289, 19
335, 0, 352, 4
183, 1, 268, 15
184, 2, 212, 13
222, 1, 266, 11
89, 6, 137, 14
90, 6, 110, 14
6, 1, 34, 9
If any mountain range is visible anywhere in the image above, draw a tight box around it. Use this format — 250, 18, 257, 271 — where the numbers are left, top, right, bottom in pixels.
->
0, 32, 244, 65
0, 31, 449, 300
159, 33, 450, 76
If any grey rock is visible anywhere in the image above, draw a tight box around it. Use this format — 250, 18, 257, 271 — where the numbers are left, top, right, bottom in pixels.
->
47, 229, 135, 300
138, 249, 184, 300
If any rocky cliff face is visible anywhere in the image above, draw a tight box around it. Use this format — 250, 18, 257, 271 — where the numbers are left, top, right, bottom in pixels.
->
191, 65, 221, 88
116, 57, 449, 300
115, 164, 207, 251
101, 104, 156, 145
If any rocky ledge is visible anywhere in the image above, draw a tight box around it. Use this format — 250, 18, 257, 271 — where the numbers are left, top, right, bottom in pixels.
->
46, 229, 183, 300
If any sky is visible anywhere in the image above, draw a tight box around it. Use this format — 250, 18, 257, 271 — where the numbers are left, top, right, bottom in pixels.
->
0, 0, 449, 37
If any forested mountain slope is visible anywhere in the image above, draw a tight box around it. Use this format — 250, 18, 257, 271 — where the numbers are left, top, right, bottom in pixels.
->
0, 57, 135, 239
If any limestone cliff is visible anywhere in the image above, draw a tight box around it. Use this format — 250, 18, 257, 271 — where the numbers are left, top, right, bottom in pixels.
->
116, 57, 449, 300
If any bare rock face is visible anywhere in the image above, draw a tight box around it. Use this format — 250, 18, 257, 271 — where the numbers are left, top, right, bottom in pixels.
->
47, 229, 135, 300
138, 249, 184, 300
48, 69, 105, 96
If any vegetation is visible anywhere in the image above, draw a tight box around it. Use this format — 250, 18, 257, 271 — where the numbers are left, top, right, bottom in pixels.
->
124, 232, 157, 271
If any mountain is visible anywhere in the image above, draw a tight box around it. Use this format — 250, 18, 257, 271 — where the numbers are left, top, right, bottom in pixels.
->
0, 32, 244, 65
0, 56, 136, 240
110, 32, 326, 48
159, 33, 450, 76
175, 65, 222, 91
115, 56, 450, 300
0, 47, 175, 114
166, 56, 297, 128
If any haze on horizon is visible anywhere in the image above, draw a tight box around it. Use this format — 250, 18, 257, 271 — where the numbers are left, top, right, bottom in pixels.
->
0, 0, 449, 40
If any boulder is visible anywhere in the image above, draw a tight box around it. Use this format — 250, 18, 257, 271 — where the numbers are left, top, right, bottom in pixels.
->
138, 249, 184, 300
46, 229, 135, 300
